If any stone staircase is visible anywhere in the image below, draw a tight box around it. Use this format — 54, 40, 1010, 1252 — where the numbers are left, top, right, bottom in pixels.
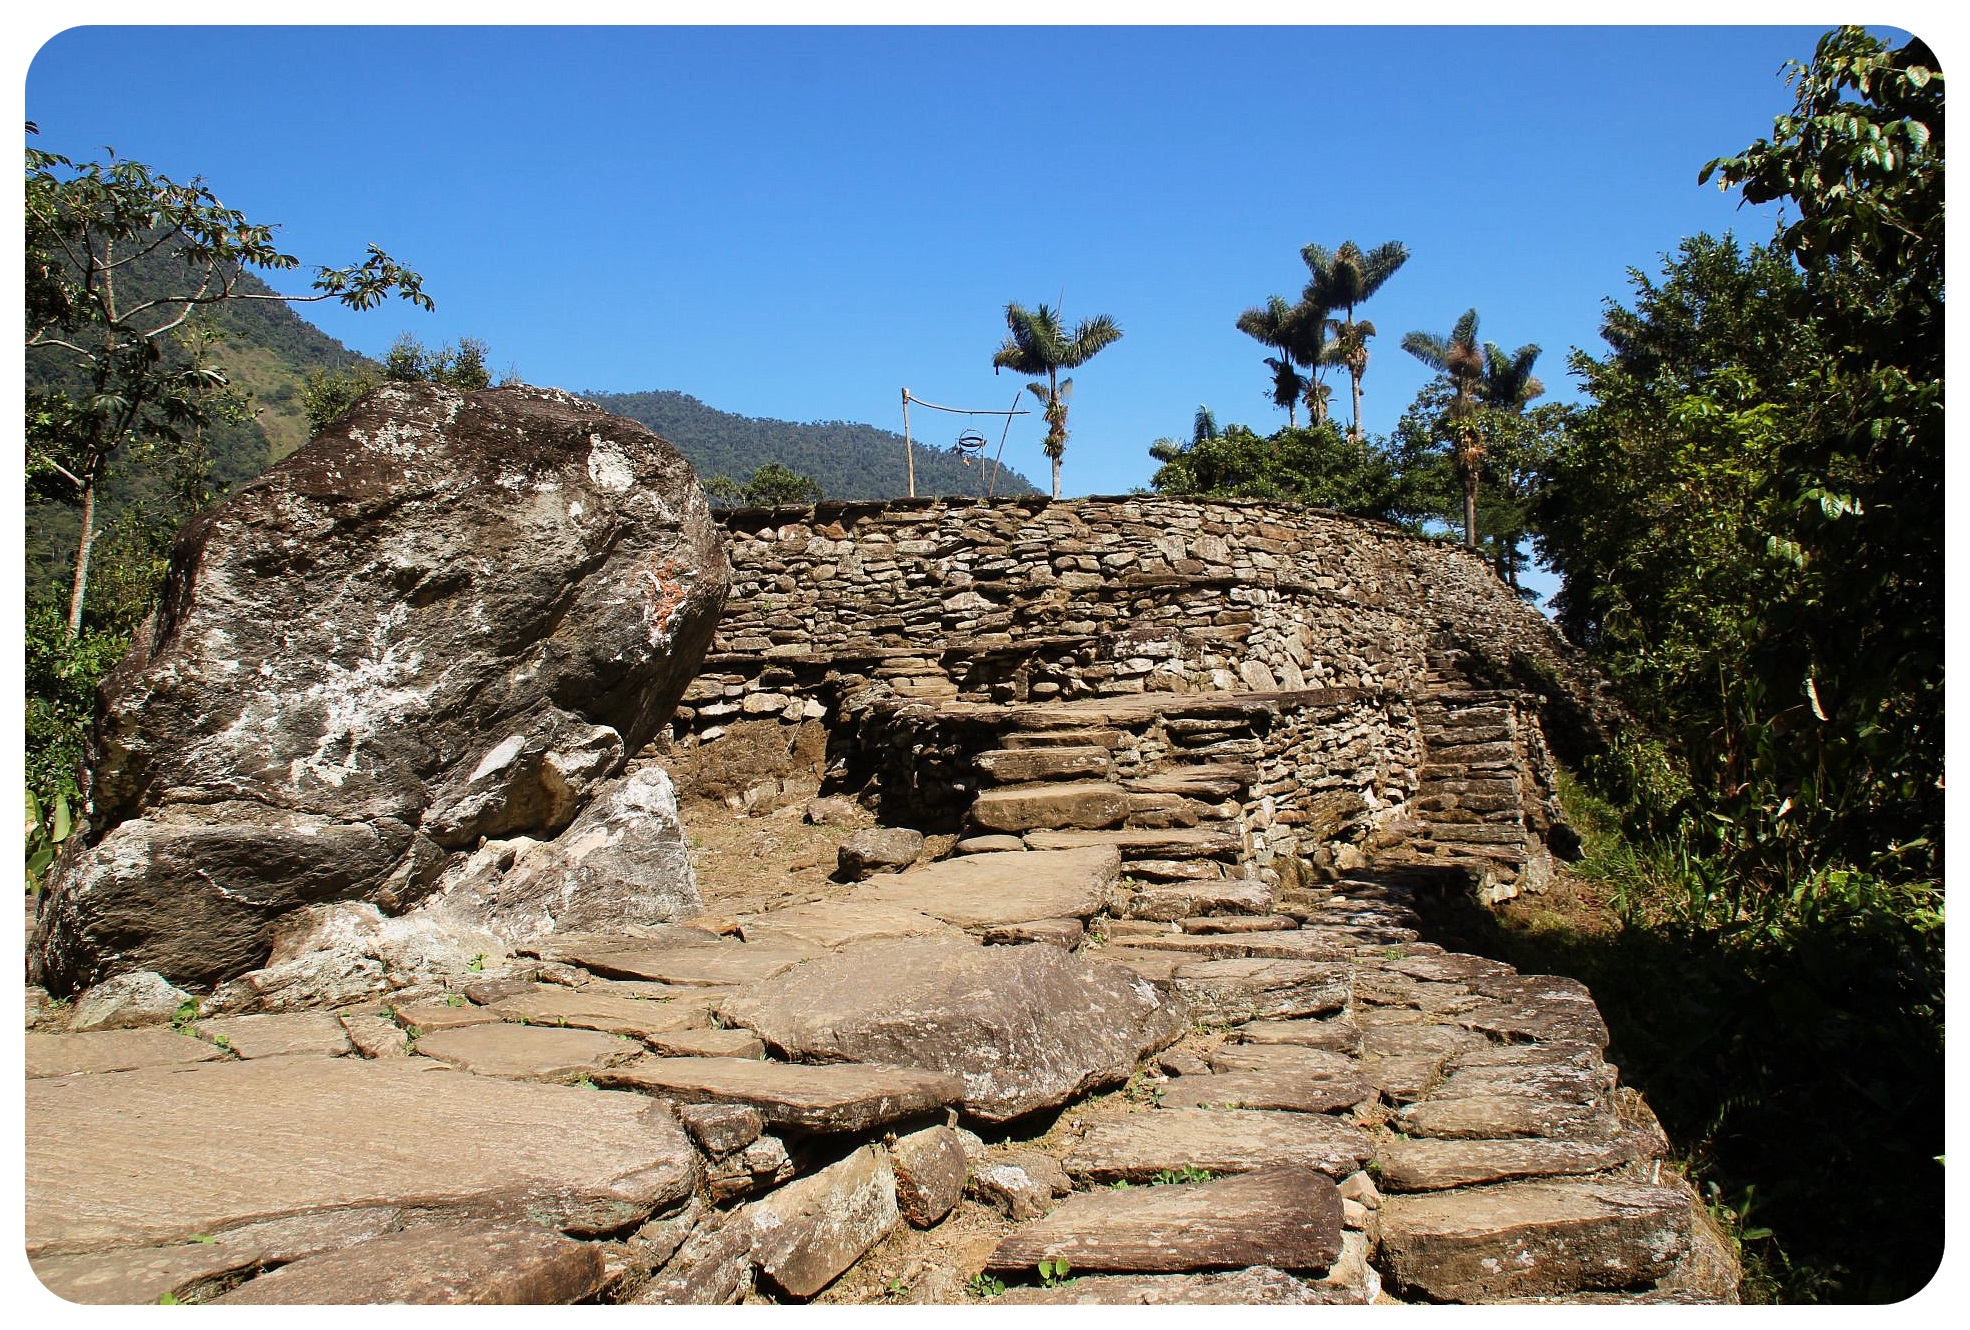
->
1366, 642, 1560, 904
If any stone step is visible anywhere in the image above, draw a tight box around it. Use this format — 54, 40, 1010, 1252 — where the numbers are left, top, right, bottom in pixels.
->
1121, 763, 1258, 800
973, 746, 1115, 784
1177, 914, 1297, 934
1061, 1109, 1374, 1184
1172, 958, 1352, 1025
846, 845, 1119, 930
999, 727, 1125, 750
595, 1056, 964, 1135
987, 1167, 1343, 1276
1157, 1065, 1374, 1114
209, 1221, 607, 1304
971, 781, 1131, 833
1023, 826, 1243, 859
26, 1058, 700, 1255
1378, 1179, 1695, 1302
1372, 1132, 1660, 1193
412, 1024, 646, 1082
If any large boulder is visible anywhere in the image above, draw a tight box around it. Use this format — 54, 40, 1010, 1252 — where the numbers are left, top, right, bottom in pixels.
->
719, 935, 1183, 1122
33, 383, 728, 995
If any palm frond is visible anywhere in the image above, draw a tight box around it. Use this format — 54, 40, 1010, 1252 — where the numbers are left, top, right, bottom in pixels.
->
1402, 329, 1449, 369
1065, 314, 1122, 365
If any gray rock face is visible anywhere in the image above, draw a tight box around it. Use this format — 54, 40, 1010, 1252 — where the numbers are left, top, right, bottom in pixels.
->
426, 765, 704, 943
719, 936, 1180, 1122
34, 383, 728, 995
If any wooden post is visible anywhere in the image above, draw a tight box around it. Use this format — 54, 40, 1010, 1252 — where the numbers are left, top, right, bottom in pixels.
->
901, 388, 915, 498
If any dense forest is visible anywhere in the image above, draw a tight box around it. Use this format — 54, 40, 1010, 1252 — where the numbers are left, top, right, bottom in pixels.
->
584, 389, 1039, 502
21, 27, 1941, 1303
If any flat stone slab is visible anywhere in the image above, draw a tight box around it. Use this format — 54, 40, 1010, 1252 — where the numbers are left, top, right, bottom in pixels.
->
1229, 1018, 1363, 1053
28, 1208, 400, 1304
1460, 975, 1611, 1048
212, 1221, 606, 1304
1123, 881, 1271, 924
716, 936, 1175, 1122
1373, 1132, 1658, 1192
26, 1027, 230, 1078
1172, 958, 1351, 1025
596, 1056, 963, 1134
974, 746, 1115, 784
1104, 931, 1347, 962
646, 1027, 767, 1059
489, 985, 710, 1038
847, 846, 1119, 930
548, 942, 821, 987
411, 1023, 644, 1082
737, 900, 961, 951
996, 1266, 1334, 1305
194, 1011, 353, 1058
989, 1167, 1342, 1274
1023, 827, 1243, 858
1156, 1067, 1373, 1114
744, 1144, 899, 1298
522, 926, 726, 965
26, 1058, 699, 1254
971, 781, 1130, 833
1062, 1109, 1373, 1183
393, 1001, 504, 1031
1379, 1179, 1693, 1301
1397, 1094, 1617, 1141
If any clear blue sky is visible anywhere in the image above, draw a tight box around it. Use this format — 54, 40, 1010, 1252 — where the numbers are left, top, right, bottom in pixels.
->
23, 21, 1870, 604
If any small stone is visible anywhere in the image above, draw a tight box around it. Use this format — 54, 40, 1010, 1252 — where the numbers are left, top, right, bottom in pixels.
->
803, 796, 866, 827
678, 1102, 764, 1155
836, 827, 926, 880
67, 970, 194, 1031
340, 1013, 409, 1059
635, 1213, 756, 1304
970, 1161, 1053, 1221
954, 835, 1026, 854
890, 1125, 968, 1228
596, 1056, 963, 1134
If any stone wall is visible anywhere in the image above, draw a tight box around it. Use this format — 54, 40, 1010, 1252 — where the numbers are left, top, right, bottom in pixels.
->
658, 495, 1609, 896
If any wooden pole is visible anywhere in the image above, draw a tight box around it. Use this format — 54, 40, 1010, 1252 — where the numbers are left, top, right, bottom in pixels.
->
901, 387, 914, 498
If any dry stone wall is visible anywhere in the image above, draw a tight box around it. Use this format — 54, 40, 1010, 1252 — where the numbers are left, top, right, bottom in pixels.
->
662, 495, 1609, 894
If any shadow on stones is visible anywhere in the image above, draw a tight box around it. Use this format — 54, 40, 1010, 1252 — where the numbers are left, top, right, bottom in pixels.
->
1406, 881, 1944, 1304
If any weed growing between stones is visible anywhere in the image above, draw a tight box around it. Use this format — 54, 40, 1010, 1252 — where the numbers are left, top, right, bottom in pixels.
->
965, 1272, 1005, 1299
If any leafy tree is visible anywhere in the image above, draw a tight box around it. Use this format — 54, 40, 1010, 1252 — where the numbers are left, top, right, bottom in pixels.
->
990, 302, 1123, 499
1301, 240, 1409, 444
701, 461, 824, 508
1146, 415, 1418, 518
25, 136, 430, 640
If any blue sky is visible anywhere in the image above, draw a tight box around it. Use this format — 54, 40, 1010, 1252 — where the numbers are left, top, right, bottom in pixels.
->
22, 20, 1865, 603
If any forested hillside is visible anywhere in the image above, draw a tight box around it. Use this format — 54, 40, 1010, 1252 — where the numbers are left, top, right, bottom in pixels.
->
23, 256, 366, 598
585, 390, 1040, 501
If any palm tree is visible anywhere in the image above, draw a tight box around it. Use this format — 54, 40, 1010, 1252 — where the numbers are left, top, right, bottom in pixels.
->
1401, 308, 1487, 548
992, 302, 1123, 499
1235, 295, 1326, 428
1302, 240, 1409, 444
1482, 342, 1545, 413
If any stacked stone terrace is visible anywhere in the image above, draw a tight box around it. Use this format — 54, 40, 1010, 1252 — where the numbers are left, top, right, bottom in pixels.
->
670, 494, 1608, 901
